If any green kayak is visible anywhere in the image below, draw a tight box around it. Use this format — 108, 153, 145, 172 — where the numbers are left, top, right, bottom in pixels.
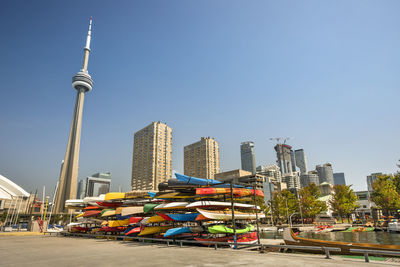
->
208, 224, 254, 234
143, 203, 159, 213
342, 227, 375, 232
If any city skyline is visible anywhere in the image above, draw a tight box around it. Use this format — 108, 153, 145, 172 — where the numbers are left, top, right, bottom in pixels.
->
1, 1, 400, 195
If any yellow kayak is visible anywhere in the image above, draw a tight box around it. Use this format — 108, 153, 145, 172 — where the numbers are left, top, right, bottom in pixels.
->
105, 192, 126, 201
108, 219, 130, 227
145, 215, 166, 224
138, 226, 172, 236
75, 213, 84, 218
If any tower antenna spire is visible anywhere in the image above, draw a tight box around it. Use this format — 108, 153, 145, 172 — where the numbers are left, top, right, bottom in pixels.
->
82, 17, 93, 72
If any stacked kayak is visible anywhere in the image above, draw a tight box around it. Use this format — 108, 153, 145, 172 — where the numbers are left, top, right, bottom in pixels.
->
65, 172, 264, 246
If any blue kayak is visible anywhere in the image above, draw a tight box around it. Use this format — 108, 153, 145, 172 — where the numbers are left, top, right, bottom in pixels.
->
164, 227, 191, 237
175, 173, 246, 188
166, 213, 200, 221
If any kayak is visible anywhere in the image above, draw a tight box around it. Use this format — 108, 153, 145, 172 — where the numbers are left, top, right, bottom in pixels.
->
143, 203, 159, 213
155, 192, 196, 199
165, 213, 200, 222
196, 188, 264, 197
83, 210, 101, 217
146, 215, 167, 224
195, 214, 210, 221
195, 232, 256, 246
208, 224, 254, 234
121, 206, 144, 216
154, 202, 189, 210
101, 209, 116, 217
83, 205, 100, 210
105, 192, 126, 200
129, 217, 144, 224
175, 173, 224, 186
186, 201, 260, 210
164, 226, 203, 237
125, 227, 141, 236
108, 219, 130, 227
138, 226, 172, 236
197, 208, 265, 220
96, 201, 122, 208
100, 226, 127, 232
228, 232, 258, 247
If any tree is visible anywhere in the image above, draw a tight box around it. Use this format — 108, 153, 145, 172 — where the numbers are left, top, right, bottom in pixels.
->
329, 184, 358, 222
371, 175, 400, 215
270, 189, 298, 224
299, 184, 327, 220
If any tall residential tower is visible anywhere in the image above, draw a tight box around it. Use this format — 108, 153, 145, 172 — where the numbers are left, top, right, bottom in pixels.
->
240, 141, 256, 174
54, 18, 94, 213
131, 122, 172, 191
184, 137, 220, 179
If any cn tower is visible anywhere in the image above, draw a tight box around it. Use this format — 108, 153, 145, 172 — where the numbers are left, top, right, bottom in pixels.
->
54, 18, 94, 213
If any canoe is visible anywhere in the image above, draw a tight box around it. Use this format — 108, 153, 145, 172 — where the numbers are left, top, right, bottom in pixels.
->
108, 219, 130, 227
165, 213, 200, 222
143, 203, 160, 213
195, 232, 256, 246
129, 217, 144, 224
197, 208, 265, 220
164, 226, 203, 237
196, 188, 264, 197
145, 215, 167, 224
186, 201, 260, 210
125, 227, 141, 236
105, 192, 126, 200
138, 226, 172, 236
283, 228, 400, 254
83, 210, 101, 217
121, 206, 144, 216
208, 224, 254, 234
154, 202, 189, 210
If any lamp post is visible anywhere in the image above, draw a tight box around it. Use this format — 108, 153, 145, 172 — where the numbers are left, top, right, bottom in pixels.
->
289, 212, 298, 228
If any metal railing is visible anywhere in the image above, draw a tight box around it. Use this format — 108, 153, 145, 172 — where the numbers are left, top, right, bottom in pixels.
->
350, 248, 400, 262
60, 232, 341, 259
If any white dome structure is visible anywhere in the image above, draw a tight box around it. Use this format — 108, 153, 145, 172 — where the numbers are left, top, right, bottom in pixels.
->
0, 174, 30, 200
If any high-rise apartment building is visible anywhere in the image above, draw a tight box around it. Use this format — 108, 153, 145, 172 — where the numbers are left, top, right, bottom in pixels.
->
367, 172, 383, 192
333, 172, 346, 185
240, 141, 256, 174
294, 149, 308, 174
290, 150, 297, 173
76, 179, 86, 199
131, 122, 173, 191
316, 163, 334, 185
184, 137, 220, 179
85, 172, 111, 197
274, 144, 293, 175
300, 171, 319, 187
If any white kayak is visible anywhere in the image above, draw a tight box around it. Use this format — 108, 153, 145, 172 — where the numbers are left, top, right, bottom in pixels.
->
154, 202, 189, 210
197, 208, 265, 220
186, 201, 260, 210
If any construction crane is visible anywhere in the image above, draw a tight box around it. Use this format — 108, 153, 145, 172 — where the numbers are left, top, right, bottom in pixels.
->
269, 137, 291, 144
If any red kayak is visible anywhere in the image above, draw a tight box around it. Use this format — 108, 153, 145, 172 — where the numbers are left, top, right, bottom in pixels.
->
83, 210, 102, 217
84, 205, 100, 210
72, 226, 89, 233
129, 217, 144, 224
125, 227, 141, 236
96, 201, 122, 208
195, 232, 257, 246
100, 226, 127, 232
228, 232, 258, 246
196, 188, 264, 197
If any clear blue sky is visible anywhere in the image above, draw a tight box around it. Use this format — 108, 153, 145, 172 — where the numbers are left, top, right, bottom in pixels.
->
1, 0, 399, 196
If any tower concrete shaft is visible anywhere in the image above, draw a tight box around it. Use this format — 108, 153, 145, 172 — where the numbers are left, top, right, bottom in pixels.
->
54, 18, 94, 213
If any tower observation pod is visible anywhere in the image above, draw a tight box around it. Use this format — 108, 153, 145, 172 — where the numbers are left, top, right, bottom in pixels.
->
53, 18, 94, 214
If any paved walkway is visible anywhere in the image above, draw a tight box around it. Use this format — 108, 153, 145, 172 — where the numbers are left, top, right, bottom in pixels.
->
0, 235, 398, 266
